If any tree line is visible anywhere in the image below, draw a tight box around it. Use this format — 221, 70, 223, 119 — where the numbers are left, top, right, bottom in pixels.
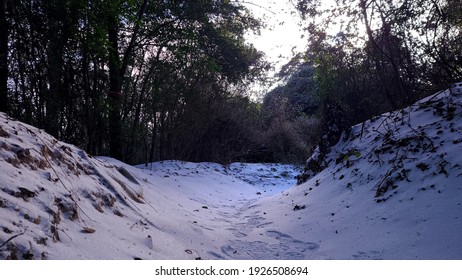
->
294, 0, 461, 137
290, 0, 462, 181
257, 0, 461, 166
0, 0, 273, 164
1, 0, 460, 166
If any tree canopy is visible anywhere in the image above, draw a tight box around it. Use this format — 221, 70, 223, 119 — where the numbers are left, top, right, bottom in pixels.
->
1, 0, 269, 163
292, 0, 462, 181
295, 0, 462, 124
2, 0, 461, 165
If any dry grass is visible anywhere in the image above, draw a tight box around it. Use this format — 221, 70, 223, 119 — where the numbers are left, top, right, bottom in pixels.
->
81, 227, 95, 234
111, 176, 144, 204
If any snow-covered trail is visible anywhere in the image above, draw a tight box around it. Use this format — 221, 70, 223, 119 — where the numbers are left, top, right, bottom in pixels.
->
218, 201, 321, 260
132, 161, 309, 260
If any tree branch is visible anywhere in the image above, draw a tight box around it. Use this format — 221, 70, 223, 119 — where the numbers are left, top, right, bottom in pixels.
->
0, 229, 26, 249
121, 0, 149, 78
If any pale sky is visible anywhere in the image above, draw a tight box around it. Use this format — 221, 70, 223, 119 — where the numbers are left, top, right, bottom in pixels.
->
243, 0, 307, 79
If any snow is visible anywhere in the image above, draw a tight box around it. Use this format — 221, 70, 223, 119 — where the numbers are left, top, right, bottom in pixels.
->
1, 86, 462, 260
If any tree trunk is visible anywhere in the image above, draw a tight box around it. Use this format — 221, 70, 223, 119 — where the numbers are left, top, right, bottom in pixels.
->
106, 0, 148, 160
359, 0, 408, 108
148, 112, 157, 164
107, 14, 123, 160
45, 0, 65, 138
0, 0, 8, 113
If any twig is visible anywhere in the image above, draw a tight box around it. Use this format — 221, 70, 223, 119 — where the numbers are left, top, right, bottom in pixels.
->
232, 1, 276, 15
0, 230, 26, 249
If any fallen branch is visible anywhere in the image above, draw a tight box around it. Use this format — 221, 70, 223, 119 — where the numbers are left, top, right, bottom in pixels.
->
0, 230, 26, 249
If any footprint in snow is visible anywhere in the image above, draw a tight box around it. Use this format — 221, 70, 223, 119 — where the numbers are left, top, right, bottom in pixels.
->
220, 230, 319, 260
146, 235, 153, 249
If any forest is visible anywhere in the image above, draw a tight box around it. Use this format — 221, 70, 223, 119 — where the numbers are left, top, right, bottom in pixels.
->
0, 0, 461, 165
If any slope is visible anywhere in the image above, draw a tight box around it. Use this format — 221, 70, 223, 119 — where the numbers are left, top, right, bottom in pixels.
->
232, 88, 462, 259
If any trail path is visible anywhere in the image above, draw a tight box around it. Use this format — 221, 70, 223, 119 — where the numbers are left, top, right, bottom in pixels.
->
215, 198, 320, 260
140, 161, 320, 260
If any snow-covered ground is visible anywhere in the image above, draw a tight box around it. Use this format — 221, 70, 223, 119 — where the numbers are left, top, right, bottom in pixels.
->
1, 86, 462, 260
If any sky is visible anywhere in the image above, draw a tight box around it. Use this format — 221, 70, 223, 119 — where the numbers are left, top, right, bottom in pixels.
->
242, 0, 307, 90
242, 0, 356, 89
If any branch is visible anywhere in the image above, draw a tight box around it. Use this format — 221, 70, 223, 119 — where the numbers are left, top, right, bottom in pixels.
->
232, 1, 276, 15
121, 0, 149, 77
0, 230, 26, 249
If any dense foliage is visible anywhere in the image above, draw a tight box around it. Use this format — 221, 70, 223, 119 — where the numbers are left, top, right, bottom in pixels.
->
1, 0, 461, 165
292, 0, 462, 180
295, 0, 461, 130
260, 63, 320, 162
0, 0, 270, 164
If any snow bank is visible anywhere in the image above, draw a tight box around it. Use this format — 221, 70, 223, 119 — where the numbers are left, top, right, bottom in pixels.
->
0, 115, 298, 259
250, 88, 462, 259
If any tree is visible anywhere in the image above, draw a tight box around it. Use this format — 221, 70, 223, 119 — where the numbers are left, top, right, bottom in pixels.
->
0, 0, 8, 113
44, 0, 67, 138
103, 0, 148, 160
293, 0, 462, 182
260, 63, 321, 162
299, 0, 462, 94
4, 0, 267, 164
117, 0, 266, 163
